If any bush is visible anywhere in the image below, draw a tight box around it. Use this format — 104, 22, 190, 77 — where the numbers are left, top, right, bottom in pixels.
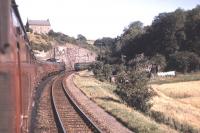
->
91, 62, 113, 81
48, 30, 77, 45
127, 53, 149, 71
91, 61, 104, 80
115, 71, 155, 112
103, 64, 112, 80
76, 34, 87, 45
150, 54, 166, 71
31, 42, 52, 52
113, 64, 126, 75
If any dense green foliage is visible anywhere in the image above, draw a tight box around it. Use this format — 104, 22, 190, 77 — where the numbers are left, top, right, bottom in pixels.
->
92, 54, 154, 112
48, 30, 98, 51
92, 62, 112, 81
76, 34, 87, 44
95, 6, 200, 73
116, 71, 154, 112
168, 51, 200, 73
150, 54, 166, 71
119, 6, 200, 72
94, 37, 116, 61
48, 30, 77, 44
92, 5, 200, 113
114, 54, 154, 112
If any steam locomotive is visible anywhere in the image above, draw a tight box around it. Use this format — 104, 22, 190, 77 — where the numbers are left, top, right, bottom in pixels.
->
0, 0, 64, 132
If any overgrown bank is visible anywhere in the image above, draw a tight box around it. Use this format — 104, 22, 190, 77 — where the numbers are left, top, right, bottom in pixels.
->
73, 71, 177, 133
28, 31, 97, 52
74, 71, 200, 133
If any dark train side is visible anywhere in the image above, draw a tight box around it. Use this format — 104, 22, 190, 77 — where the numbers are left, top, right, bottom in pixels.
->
0, 0, 65, 133
74, 62, 95, 71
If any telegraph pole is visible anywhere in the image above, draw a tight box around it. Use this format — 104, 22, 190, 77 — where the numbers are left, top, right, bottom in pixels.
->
99, 42, 103, 61
53, 47, 56, 61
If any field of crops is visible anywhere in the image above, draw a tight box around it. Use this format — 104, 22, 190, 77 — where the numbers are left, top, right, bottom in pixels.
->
151, 81, 200, 132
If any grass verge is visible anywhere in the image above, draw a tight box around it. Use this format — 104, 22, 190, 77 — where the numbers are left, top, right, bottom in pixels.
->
73, 71, 177, 133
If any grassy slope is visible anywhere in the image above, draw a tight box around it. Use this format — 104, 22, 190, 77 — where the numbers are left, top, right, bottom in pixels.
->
28, 32, 98, 52
74, 71, 177, 133
28, 33, 52, 45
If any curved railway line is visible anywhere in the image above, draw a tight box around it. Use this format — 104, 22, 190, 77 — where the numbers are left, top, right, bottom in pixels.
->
51, 72, 101, 133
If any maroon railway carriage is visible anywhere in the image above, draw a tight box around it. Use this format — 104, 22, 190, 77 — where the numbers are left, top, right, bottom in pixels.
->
0, 0, 64, 132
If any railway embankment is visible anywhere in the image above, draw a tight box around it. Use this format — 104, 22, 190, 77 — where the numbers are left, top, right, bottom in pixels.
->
72, 71, 178, 133
64, 72, 133, 133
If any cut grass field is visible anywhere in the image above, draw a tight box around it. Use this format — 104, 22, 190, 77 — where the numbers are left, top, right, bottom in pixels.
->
151, 81, 200, 132
73, 71, 177, 133
180, 97, 200, 109
153, 81, 200, 99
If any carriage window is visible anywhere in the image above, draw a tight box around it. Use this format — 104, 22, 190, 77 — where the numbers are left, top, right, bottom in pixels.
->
0, 0, 10, 53
11, 9, 25, 36
11, 9, 19, 27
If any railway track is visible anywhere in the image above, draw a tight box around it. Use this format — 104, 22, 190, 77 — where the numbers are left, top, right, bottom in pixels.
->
51, 72, 101, 133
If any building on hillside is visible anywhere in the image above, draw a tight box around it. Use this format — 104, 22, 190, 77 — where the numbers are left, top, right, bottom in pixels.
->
26, 19, 51, 34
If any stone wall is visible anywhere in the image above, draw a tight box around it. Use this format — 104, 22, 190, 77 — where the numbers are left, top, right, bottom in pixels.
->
34, 43, 97, 70
54, 44, 96, 70
30, 25, 50, 34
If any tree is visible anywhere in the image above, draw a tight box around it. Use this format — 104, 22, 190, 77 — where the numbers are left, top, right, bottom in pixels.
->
91, 61, 104, 81
77, 34, 87, 44
113, 64, 126, 75
94, 37, 115, 61
116, 71, 155, 112
103, 64, 112, 80
184, 5, 200, 56
168, 51, 200, 73
122, 21, 144, 41
48, 30, 77, 45
150, 12, 183, 56
150, 54, 166, 71
127, 53, 149, 72
94, 37, 115, 49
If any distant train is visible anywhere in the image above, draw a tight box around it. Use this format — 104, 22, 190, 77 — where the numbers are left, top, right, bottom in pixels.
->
0, 0, 65, 132
74, 62, 95, 71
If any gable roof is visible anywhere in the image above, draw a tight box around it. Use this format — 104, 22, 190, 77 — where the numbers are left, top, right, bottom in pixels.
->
27, 20, 51, 26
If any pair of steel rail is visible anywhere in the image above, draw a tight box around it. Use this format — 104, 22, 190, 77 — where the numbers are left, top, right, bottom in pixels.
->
51, 72, 101, 133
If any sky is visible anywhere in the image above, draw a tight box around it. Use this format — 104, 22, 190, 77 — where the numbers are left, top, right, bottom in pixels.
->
16, 0, 200, 40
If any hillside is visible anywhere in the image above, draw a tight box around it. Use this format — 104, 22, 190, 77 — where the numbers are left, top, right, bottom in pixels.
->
28, 33, 53, 52
28, 32, 97, 69
28, 31, 98, 53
